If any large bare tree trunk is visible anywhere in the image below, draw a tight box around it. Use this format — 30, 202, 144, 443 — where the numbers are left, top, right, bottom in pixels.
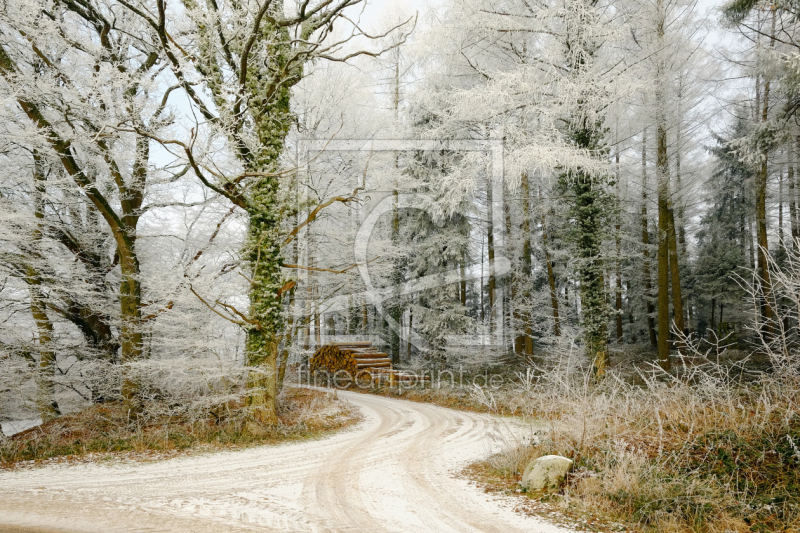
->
30, 153, 60, 420
118, 135, 147, 414
30, 282, 59, 420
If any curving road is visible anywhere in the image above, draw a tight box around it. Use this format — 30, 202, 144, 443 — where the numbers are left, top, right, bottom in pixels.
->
0, 390, 571, 533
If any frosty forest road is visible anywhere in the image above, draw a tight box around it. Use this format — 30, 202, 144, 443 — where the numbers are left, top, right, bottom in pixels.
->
0, 390, 571, 533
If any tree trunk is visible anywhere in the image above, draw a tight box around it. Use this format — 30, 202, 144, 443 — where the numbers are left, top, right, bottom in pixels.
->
244, 172, 283, 427
642, 130, 657, 347
748, 216, 756, 269
516, 173, 534, 353
237, 14, 307, 426
30, 153, 59, 420
487, 176, 496, 329
756, 88, 774, 336
460, 261, 467, 307
407, 307, 413, 360
667, 206, 685, 351
540, 188, 561, 337
572, 171, 607, 376
789, 139, 798, 252
480, 237, 485, 322
755, 10, 776, 337
389, 185, 401, 364
655, 1, 672, 370
277, 285, 297, 392
117, 135, 149, 414
657, 122, 672, 371
780, 168, 785, 246
711, 297, 716, 335
615, 150, 623, 343
674, 103, 689, 331
30, 281, 59, 420
119, 251, 143, 412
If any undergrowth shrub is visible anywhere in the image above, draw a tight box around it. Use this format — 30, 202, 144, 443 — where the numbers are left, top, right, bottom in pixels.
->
470, 356, 800, 532
461, 250, 800, 532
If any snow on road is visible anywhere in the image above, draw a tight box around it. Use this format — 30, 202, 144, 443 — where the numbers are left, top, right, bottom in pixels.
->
0, 390, 572, 533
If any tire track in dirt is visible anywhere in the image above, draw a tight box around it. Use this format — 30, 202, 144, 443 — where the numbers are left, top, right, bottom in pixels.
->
0, 390, 570, 533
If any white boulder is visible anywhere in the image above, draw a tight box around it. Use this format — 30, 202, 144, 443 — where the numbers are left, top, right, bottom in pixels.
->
521, 455, 573, 492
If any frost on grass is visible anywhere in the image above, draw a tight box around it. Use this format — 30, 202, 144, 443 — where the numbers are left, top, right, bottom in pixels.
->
460, 343, 800, 532
0, 387, 357, 469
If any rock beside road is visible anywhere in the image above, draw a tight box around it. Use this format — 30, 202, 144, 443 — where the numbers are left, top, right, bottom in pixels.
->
521, 455, 573, 492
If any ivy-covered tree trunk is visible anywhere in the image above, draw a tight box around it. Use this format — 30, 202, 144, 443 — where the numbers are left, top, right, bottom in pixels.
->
241, 18, 294, 428
571, 167, 608, 376
245, 174, 284, 427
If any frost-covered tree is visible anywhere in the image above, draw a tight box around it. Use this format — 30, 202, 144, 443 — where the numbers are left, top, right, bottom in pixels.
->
0, 0, 179, 414
101, 0, 413, 425
414, 0, 630, 375
622, 0, 716, 365
721, 0, 800, 335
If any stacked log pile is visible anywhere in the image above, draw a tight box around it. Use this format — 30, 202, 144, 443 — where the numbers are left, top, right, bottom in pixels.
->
308, 344, 358, 377
309, 341, 429, 385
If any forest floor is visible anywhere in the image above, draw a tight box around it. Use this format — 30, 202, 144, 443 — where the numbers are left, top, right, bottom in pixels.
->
0, 390, 573, 533
0, 387, 357, 469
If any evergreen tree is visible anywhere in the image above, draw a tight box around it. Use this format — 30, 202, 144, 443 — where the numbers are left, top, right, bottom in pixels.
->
693, 120, 755, 338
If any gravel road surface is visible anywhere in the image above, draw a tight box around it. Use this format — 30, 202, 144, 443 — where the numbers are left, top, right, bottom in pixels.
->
0, 390, 571, 533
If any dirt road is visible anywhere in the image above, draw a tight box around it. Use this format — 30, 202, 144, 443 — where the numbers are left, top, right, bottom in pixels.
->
0, 390, 571, 533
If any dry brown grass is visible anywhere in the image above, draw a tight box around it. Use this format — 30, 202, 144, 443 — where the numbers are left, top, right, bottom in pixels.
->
463, 363, 800, 533
0, 387, 358, 469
